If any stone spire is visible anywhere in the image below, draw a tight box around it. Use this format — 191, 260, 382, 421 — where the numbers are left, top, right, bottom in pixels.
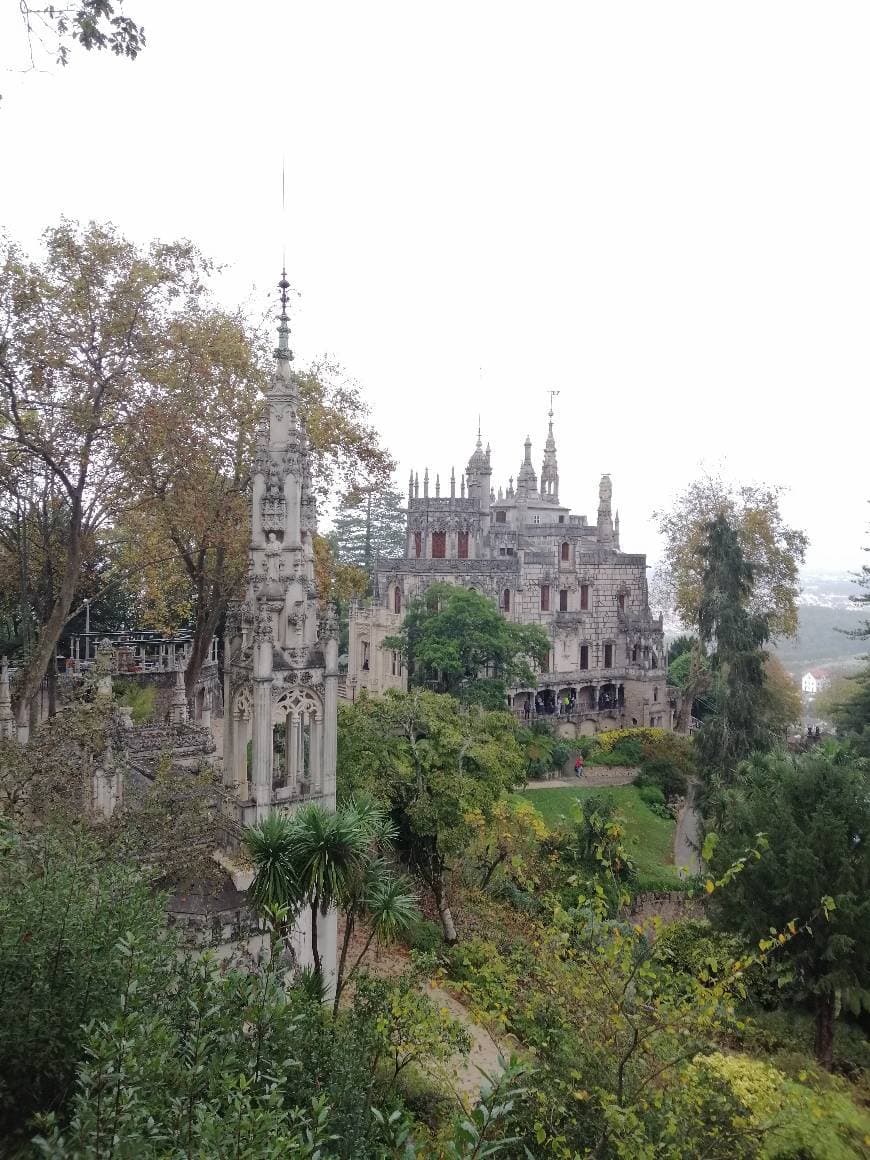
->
0, 656, 15, 741
408, 470, 414, 503
516, 435, 537, 497
423, 468, 429, 498
450, 466, 456, 498
597, 473, 614, 546
540, 406, 559, 501
435, 472, 440, 498
614, 509, 620, 550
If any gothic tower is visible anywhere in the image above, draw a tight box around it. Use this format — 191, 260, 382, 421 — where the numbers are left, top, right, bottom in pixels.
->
223, 271, 339, 819
540, 409, 559, 501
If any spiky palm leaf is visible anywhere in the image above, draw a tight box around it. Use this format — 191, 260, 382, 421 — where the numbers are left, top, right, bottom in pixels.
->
244, 812, 301, 915
291, 802, 369, 912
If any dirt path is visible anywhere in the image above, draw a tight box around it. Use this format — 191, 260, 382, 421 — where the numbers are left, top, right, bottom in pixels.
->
337, 919, 504, 1103
424, 983, 506, 1099
527, 764, 637, 789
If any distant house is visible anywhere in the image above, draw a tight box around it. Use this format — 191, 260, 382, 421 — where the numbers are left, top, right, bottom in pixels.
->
801, 670, 830, 695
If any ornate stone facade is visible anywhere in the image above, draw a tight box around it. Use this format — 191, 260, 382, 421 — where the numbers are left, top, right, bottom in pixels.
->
347, 414, 673, 733
223, 272, 339, 978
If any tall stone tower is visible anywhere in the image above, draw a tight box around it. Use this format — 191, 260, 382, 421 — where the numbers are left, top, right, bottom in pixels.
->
222, 269, 339, 824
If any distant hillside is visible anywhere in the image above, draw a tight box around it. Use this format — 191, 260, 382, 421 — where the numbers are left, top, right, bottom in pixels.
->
773, 604, 867, 678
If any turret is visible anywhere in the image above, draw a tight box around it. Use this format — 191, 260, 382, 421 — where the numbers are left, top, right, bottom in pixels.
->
540, 407, 559, 501
597, 474, 614, 546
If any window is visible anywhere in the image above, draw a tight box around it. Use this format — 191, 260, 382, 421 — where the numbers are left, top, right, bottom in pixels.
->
499, 547, 507, 556
394, 586, 401, 614
653, 686, 659, 703
604, 643, 613, 668
414, 531, 421, 558
532, 514, 541, 525
559, 589, 568, 612
431, 531, 446, 558
502, 588, 510, 611
495, 510, 506, 524
617, 593, 625, 612
631, 645, 638, 663
561, 541, 570, 562
540, 585, 550, 612
580, 584, 589, 610
391, 651, 398, 676
506, 547, 515, 556
458, 531, 469, 559
651, 652, 657, 669
558, 515, 565, 524
580, 644, 589, 670
362, 642, 370, 671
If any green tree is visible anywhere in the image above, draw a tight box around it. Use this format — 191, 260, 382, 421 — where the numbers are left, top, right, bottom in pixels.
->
0, 222, 212, 728
385, 582, 550, 708
331, 482, 406, 577
695, 515, 773, 781
709, 749, 870, 1069
654, 474, 808, 637
337, 690, 526, 942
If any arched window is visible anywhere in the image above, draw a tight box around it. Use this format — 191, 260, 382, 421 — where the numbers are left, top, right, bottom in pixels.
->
431, 531, 446, 558
502, 588, 510, 612
414, 531, 421, 558
561, 541, 570, 562
604, 643, 614, 668
394, 586, 401, 614
458, 531, 469, 559
653, 686, 659, 702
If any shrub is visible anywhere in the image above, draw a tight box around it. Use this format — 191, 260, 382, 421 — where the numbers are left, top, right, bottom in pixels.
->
406, 917, 444, 954
637, 757, 688, 799
114, 679, 156, 723
638, 784, 666, 808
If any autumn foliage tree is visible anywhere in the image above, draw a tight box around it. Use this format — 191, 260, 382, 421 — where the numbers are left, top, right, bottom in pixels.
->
0, 221, 212, 728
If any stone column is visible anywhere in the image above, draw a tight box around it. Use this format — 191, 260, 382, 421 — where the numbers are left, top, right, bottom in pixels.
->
288, 712, 300, 793
233, 714, 249, 799
310, 714, 323, 797
251, 680, 273, 821
322, 630, 339, 809
251, 615, 274, 821
222, 638, 234, 788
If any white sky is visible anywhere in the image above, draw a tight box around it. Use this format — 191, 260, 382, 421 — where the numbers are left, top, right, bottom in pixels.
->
1, 1, 868, 573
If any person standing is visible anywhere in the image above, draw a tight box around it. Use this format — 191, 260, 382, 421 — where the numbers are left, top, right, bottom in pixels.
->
574, 754, 584, 778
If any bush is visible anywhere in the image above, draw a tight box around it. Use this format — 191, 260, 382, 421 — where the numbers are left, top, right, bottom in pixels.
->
114, 678, 156, 723
638, 784, 666, 808
637, 757, 688, 799
406, 917, 444, 954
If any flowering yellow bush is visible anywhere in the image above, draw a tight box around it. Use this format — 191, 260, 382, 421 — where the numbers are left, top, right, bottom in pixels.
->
594, 727, 670, 753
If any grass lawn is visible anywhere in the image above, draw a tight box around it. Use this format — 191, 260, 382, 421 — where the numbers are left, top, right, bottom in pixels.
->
520, 784, 681, 891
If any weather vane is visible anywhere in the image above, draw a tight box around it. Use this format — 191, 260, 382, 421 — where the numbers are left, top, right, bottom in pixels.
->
547, 388, 560, 417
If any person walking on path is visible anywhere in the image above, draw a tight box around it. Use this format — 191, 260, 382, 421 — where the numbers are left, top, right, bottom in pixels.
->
574, 755, 584, 779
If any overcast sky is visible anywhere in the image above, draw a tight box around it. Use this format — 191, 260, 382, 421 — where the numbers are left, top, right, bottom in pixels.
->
2, 1, 868, 574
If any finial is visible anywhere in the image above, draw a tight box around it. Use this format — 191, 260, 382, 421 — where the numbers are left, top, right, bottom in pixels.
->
423, 468, 429, 498
276, 269, 293, 362
414, 472, 419, 498
461, 474, 466, 499
450, 467, 456, 499
547, 388, 560, 422
435, 473, 440, 497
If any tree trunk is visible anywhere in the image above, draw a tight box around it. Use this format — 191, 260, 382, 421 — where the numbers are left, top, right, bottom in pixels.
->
310, 900, 321, 976
185, 604, 222, 702
814, 992, 835, 1070
47, 662, 57, 718
15, 526, 83, 730
431, 874, 458, 944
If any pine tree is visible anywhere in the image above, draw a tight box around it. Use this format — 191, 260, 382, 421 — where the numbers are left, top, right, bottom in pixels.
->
331, 485, 406, 575
695, 515, 773, 781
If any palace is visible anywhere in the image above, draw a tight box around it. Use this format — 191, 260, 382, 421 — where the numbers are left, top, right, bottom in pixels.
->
346, 413, 674, 734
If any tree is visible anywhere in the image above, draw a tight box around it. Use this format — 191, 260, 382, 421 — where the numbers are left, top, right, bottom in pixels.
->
653, 474, 808, 637
0, 222, 211, 727
759, 655, 803, 737
120, 325, 394, 698
709, 749, 870, 1069
694, 516, 774, 781
845, 502, 870, 639
336, 690, 526, 942
385, 583, 550, 708
13, 1, 145, 74
668, 639, 713, 732
330, 482, 406, 577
